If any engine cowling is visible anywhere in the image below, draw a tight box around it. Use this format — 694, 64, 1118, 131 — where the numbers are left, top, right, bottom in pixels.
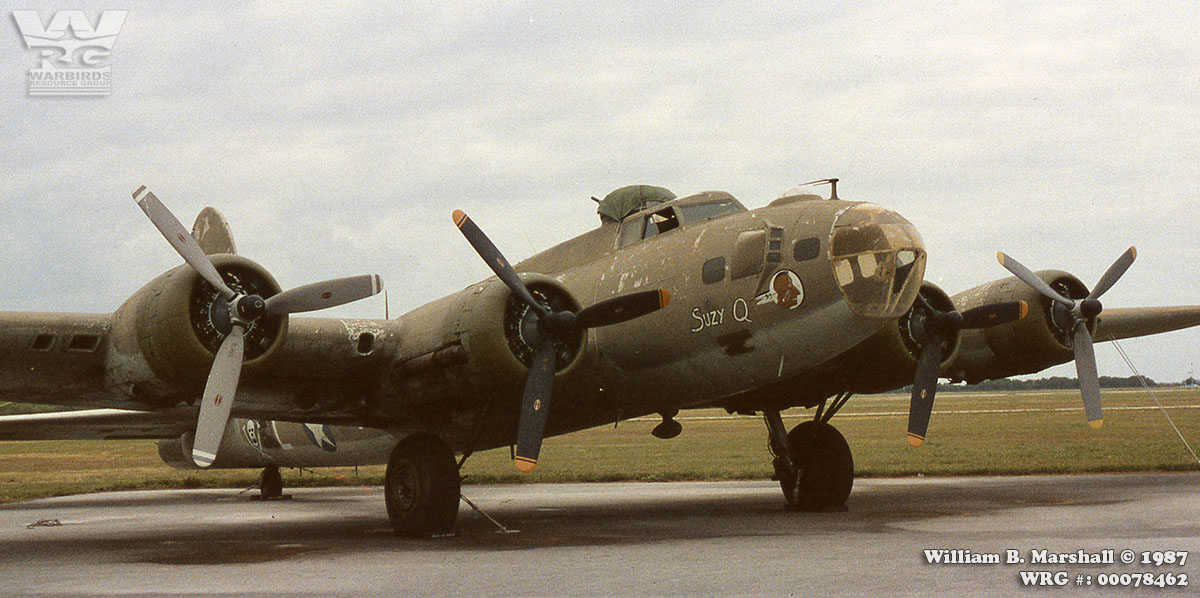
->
946, 269, 1091, 383
457, 272, 587, 381
829, 282, 960, 394
108, 254, 287, 398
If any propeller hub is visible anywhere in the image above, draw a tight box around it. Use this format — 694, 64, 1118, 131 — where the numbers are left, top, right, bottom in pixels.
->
1079, 299, 1103, 320
234, 294, 267, 322
927, 310, 963, 336
541, 310, 578, 336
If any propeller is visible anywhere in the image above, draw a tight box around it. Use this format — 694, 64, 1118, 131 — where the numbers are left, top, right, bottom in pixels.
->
452, 209, 670, 472
907, 294, 1028, 447
132, 185, 384, 467
996, 247, 1137, 429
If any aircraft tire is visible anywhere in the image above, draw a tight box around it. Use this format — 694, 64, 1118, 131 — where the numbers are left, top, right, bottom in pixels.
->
781, 421, 853, 512
259, 465, 283, 499
385, 434, 461, 537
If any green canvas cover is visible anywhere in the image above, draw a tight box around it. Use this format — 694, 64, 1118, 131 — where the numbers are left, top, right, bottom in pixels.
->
597, 185, 676, 223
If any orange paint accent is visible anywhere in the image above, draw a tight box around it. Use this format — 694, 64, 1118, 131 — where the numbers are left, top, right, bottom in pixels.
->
906, 433, 925, 448
515, 457, 537, 473
452, 210, 468, 227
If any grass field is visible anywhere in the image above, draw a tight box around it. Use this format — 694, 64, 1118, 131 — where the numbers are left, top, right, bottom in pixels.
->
2, 388, 1198, 503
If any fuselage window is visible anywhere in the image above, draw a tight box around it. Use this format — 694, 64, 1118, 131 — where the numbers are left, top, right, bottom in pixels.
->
702, 257, 726, 284
793, 237, 821, 261
31, 333, 56, 352
68, 334, 101, 352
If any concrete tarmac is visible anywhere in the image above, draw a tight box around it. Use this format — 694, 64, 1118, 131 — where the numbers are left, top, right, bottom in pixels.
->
1, 473, 1197, 597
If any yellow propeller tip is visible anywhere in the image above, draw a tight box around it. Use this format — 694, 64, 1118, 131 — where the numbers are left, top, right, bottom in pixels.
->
996, 251, 1006, 265
452, 210, 467, 227
1089, 419, 1103, 430
514, 457, 537, 473
906, 433, 925, 448
1018, 300, 1029, 319
1130, 246, 1137, 260
659, 288, 671, 307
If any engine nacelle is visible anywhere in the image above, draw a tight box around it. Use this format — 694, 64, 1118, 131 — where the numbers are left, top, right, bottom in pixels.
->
389, 273, 588, 410
157, 419, 396, 469
107, 254, 287, 400
157, 429, 275, 469
830, 282, 959, 394
946, 269, 1090, 383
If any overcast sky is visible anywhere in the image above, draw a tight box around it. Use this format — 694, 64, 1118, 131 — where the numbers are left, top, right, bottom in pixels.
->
2, 2, 1198, 384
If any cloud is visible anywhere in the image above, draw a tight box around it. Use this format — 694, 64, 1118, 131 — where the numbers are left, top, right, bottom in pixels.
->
1, 1, 1197, 381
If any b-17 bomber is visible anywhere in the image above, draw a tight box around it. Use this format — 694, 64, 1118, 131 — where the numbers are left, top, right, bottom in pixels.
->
2, 181, 1198, 536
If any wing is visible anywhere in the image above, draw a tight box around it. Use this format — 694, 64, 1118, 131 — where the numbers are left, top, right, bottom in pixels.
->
0, 408, 191, 441
1095, 306, 1200, 341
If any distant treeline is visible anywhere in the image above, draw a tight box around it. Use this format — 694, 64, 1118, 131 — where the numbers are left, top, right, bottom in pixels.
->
935, 375, 1163, 393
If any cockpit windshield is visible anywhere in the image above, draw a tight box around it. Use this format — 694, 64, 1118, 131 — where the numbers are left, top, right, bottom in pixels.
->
830, 204, 926, 319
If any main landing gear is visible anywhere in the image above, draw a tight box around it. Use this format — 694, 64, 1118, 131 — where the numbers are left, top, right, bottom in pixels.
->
384, 433, 461, 537
763, 393, 854, 512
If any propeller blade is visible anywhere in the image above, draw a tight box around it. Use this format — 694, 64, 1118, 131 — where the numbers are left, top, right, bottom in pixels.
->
960, 301, 1029, 329
265, 274, 383, 315
514, 339, 557, 473
191, 324, 245, 467
133, 186, 235, 300
1088, 246, 1137, 301
452, 210, 547, 319
996, 252, 1074, 308
575, 289, 671, 329
907, 336, 943, 447
1073, 326, 1103, 428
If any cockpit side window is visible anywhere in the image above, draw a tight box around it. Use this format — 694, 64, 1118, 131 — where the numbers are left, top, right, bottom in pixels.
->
619, 207, 680, 247
643, 208, 679, 238
618, 218, 643, 247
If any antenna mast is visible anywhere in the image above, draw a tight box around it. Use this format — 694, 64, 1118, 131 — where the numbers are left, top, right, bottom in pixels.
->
799, 177, 839, 200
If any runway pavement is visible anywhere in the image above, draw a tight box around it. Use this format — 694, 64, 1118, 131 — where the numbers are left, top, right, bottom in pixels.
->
1, 473, 1197, 596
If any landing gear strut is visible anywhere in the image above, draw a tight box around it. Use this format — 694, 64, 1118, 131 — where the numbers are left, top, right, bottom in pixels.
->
384, 434, 461, 537
764, 402, 854, 512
